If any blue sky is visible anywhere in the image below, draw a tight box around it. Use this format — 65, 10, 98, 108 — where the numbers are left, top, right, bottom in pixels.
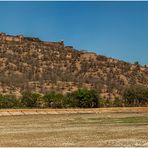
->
0, 1, 148, 65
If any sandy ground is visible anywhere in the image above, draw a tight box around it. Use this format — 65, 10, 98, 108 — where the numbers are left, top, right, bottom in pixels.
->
0, 112, 148, 147
0, 107, 148, 116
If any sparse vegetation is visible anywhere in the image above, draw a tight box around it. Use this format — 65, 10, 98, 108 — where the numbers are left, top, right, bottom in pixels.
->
66, 89, 99, 108
113, 97, 123, 107
0, 86, 148, 108
0, 33, 148, 107
0, 88, 100, 108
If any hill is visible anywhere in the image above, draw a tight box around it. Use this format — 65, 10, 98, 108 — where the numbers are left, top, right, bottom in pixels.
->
0, 32, 148, 101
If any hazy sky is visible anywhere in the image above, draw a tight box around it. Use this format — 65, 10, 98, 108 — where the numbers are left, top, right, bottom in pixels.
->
0, 1, 148, 65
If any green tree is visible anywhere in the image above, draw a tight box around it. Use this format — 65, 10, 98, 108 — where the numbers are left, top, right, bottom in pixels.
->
134, 61, 139, 65
43, 89, 100, 108
71, 89, 100, 108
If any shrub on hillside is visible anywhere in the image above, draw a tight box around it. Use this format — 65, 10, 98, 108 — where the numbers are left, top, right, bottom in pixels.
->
123, 85, 148, 107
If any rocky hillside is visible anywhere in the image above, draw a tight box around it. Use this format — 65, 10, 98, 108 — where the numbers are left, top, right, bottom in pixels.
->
0, 32, 148, 100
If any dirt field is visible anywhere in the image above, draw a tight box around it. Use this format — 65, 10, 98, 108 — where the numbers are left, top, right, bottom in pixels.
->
0, 107, 148, 116
0, 111, 148, 147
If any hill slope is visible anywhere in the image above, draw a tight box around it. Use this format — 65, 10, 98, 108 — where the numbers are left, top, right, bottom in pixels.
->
0, 33, 148, 100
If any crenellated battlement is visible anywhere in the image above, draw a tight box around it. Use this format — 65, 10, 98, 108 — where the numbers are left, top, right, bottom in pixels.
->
0, 33, 23, 42
43, 40, 64, 47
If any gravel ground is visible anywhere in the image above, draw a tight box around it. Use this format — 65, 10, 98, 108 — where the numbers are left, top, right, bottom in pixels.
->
0, 112, 148, 147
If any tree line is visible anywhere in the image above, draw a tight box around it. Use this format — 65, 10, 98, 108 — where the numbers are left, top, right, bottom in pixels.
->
0, 85, 148, 109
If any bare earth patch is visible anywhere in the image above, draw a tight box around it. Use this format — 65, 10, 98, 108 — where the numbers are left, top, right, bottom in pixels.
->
0, 112, 148, 147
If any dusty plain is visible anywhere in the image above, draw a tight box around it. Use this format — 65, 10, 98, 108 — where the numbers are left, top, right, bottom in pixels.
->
0, 108, 148, 147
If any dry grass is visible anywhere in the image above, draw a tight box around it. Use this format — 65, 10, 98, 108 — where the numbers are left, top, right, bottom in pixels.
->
0, 112, 148, 147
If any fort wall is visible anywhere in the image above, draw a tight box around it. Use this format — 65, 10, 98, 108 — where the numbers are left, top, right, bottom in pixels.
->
80, 52, 97, 60
0, 32, 64, 47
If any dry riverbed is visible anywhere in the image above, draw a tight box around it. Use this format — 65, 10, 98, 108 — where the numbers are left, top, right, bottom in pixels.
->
0, 112, 148, 147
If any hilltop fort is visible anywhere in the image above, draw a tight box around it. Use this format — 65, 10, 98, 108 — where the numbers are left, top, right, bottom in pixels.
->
0, 33, 147, 102
0, 32, 64, 47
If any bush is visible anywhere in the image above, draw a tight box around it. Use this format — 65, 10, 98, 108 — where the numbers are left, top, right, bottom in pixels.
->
64, 92, 79, 108
43, 92, 64, 108
0, 95, 20, 108
114, 97, 123, 107
70, 89, 100, 108
123, 85, 148, 107
43, 89, 100, 108
99, 97, 106, 107
21, 92, 41, 108
104, 98, 113, 107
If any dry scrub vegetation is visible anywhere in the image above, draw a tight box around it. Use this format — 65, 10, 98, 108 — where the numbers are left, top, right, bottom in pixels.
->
0, 33, 148, 102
